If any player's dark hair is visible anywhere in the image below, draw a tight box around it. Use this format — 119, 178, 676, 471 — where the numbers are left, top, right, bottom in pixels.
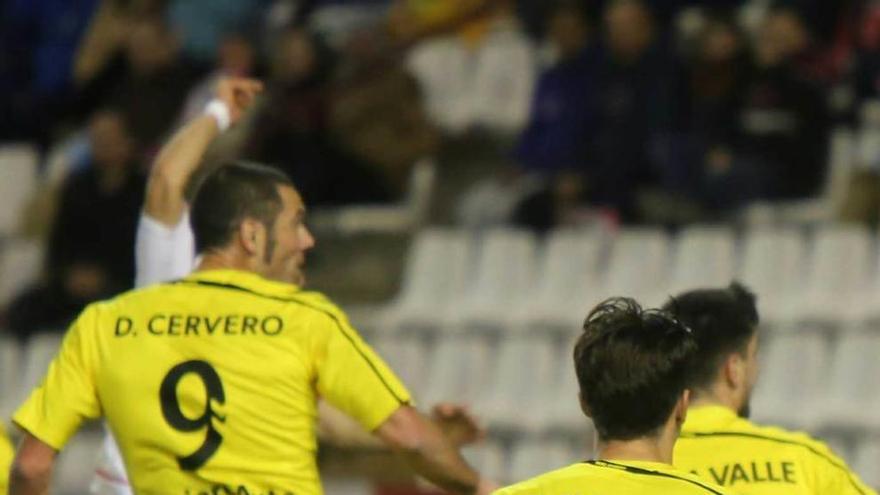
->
191, 162, 294, 254
574, 297, 696, 441
662, 282, 759, 393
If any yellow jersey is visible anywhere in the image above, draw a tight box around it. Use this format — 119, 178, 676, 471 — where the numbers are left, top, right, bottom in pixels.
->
675, 405, 875, 495
0, 426, 13, 491
14, 270, 412, 495
493, 459, 735, 495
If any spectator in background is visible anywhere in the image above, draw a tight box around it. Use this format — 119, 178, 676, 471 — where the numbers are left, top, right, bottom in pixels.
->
513, 0, 671, 230
584, 0, 671, 216
0, 0, 102, 147
75, 14, 199, 157
329, 31, 440, 197
166, 0, 271, 66
4, 109, 144, 341
244, 27, 394, 205
515, 1, 595, 176
656, 13, 752, 213
405, 0, 536, 135
732, 8, 829, 201
508, 2, 598, 232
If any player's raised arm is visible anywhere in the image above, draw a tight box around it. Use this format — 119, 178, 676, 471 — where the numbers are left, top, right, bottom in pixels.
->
145, 77, 262, 226
375, 405, 497, 495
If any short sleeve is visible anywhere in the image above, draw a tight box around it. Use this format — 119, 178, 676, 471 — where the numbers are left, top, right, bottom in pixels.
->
313, 311, 411, 431
135, 212, 195, 288
13, 305, 103, 449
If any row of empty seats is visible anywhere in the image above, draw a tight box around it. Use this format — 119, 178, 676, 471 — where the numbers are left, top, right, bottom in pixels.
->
369, 329, 880, 436
371, 225, 880, 335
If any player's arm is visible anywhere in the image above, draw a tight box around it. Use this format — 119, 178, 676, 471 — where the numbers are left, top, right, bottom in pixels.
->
10, 306, 103, 494
375, 405, 496, 495
9, 434, 56, 495
311, 305, 496, 494
146, 78, 262, 226
319, 401, 484, 449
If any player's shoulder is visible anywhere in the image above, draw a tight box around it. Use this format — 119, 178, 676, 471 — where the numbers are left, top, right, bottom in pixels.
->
753, 423, 846, 465
275, 290, 351, 325
700, 417, 845, 467
492, 463, 590, 494
78, 284, 162, 315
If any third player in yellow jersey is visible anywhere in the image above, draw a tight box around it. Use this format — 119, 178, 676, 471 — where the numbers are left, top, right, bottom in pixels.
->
665, 284, 875, 495
676, 406, 873, 494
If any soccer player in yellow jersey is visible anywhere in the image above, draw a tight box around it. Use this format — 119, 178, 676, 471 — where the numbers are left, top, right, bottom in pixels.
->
494, 298, 734, 495
665, 283, 875, 494
8, 111, 496, 495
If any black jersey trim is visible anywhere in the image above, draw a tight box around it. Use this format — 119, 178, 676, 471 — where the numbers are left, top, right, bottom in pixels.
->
584, 460, 726, 494
174, 279, 409, 405
679, 431, 867, 495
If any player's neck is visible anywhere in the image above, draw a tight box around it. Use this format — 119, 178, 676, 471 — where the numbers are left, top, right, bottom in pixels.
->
597, 432, 675, 466
196, 250, 261, 275
689, 386, 741, 414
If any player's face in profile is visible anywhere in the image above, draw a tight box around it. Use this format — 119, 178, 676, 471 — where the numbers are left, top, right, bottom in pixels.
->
738, 333, 760, 418
264, 185, 315, 285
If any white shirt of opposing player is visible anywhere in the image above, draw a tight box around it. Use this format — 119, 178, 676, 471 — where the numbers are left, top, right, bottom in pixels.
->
91, 211, 196, 495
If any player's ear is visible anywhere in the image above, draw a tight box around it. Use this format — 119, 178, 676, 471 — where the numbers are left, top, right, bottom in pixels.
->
239, 218, 265, 256
579, 392, 593, 419
674, 389, 690, 428
723, 352, 744, 390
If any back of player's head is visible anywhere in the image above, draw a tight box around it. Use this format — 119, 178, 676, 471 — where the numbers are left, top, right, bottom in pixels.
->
662, 282, 759, 393
191, 162, 294, 253
574, 298, 696, 441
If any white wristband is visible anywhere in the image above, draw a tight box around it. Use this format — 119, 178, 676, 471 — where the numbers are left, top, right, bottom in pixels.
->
204, 99, 231, 132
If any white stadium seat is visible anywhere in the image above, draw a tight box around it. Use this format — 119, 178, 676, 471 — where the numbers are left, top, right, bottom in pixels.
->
750, 332, 829, 430
0, 238, 45, 309
599, 228, 671, 308
797, 225, 872, 324
480, 337, 558, 432
738, 227, 806, 324
420, 336, 494, 407
0, 144, 38, 237
518, 229, 605, 331
454, 229, 538, 332
668, 225, 736, 295
817, 330, 880, 432
852, 438, 880, 488
381, 229, 471, 333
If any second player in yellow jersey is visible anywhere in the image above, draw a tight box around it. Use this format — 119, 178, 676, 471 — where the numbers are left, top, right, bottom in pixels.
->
495, 460, 730, 495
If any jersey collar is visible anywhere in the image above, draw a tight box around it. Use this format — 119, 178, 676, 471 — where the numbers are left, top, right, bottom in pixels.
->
182, 269, 302, 298
682, 405, 741, 432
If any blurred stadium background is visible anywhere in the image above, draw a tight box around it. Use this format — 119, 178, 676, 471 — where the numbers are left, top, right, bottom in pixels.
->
3, 0, 880, 492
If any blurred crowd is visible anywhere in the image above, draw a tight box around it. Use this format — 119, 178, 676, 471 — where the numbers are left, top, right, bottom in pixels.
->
3, 0, 880, 339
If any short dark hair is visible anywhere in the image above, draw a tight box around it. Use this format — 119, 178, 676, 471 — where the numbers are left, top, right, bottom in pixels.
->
662, 282, 759, 393
574, 298, 696, 441
190, 162, 294, 254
